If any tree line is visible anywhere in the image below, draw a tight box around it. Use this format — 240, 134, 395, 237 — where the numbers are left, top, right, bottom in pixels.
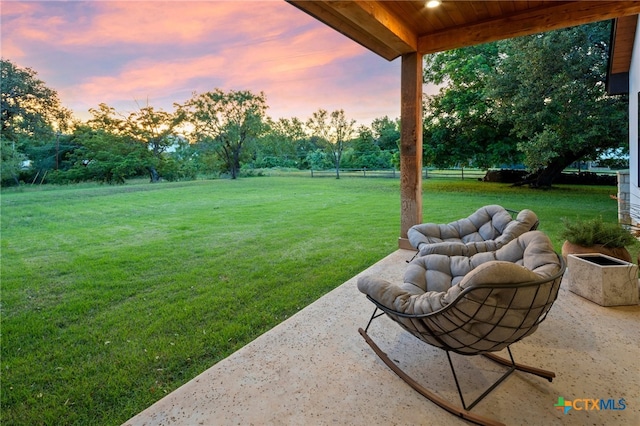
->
1, 65, 400, 186
1, 21, 628, 187
1, 61, 400, 186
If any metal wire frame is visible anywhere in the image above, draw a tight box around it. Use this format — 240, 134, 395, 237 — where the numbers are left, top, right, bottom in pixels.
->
359, 254, 565, 426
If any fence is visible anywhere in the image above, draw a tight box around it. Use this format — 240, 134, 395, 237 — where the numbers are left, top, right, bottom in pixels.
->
259, 167, 621, 182
309, 168, 485, 180
310, 168, 397, 178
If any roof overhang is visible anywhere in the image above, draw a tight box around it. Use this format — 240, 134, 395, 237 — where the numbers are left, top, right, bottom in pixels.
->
607, 14, 638, 95
288, 1, 640, 61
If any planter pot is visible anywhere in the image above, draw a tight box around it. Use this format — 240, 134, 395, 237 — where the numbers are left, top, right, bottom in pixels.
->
566, 253, 639, 306
561, 240, 632, 262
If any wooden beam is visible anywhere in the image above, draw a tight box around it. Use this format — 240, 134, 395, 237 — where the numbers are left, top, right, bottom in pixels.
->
418, 1, 640, 54
330, 1, 418, 52
399, 52, 423, 249
287, 0, 417, 60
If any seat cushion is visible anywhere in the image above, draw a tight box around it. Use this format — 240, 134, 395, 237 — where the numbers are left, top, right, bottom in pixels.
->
407, 205, 539, 256
357, 231, 560, 316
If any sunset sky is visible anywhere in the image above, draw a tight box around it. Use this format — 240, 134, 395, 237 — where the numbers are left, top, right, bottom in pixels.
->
1, 0, 438, 125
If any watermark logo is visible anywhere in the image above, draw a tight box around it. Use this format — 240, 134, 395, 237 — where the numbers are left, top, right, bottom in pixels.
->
554, 397, 572, 414
554, 396, 627, 414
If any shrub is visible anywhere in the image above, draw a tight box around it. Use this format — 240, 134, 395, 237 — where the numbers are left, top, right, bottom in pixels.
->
560, 216, 636, 248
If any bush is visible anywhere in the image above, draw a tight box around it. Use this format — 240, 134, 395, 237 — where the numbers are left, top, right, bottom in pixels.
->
560, 216, 636, 248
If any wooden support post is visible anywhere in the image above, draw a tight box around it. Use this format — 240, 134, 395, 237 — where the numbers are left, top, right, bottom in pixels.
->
398, 52, 423, 250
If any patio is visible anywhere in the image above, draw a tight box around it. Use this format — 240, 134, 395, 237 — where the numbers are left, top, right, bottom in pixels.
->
125, 249, 639, 426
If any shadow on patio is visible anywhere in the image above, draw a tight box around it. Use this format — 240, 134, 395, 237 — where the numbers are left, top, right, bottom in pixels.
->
125, 249, 639, 426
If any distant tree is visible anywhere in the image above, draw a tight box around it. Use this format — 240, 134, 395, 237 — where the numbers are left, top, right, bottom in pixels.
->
281, 117, 310, 168
371, 116, 400, 152
80, 103, 149, 183
253, 117, 304, 168
306, 109, 355, 179
1, 59, 72, 185
163, 137, 198, 181
25, 132, 79, 179
63, 124, 147, 184
351, 125, 376, 155
305, 148, 333, 171
179, 89, 268, 179
79, 103, 187, 183
127, 104, 183, 182
491, 21, 627, 186
343, 125, 392, 169
295, 133, 324, 170
0, 138, 26, 185
86, 103, 127, 134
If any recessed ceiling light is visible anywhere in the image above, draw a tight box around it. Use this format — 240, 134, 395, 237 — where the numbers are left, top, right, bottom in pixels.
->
426, 0, 441, 8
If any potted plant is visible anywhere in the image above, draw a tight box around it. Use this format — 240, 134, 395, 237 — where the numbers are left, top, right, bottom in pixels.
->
560, 216, 636, 262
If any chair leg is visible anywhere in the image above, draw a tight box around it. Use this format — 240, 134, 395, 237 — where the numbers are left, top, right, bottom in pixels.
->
358, 327, 506, 426
446, 350, 516, 411
483, 352, 555, 382
406, 251, 418, 263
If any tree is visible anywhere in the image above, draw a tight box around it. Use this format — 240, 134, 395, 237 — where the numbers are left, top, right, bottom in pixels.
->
423, 44, 520, 170
81, 103, 148, 183
127, 104, 183, 182
0, 138, 25, 185
61, 106, 148, 184
371, 116, 400, 152
342, 125, 392, 170
422, 21, 627, 186
162, 137, 198, 181
79, 103, 188, 183
306, 109, 355, 179
179, 89, 268, 179
491, 21, 627, 186
1, 59, 72, 185
253, 117, 305, 168
305, 148, 333, 171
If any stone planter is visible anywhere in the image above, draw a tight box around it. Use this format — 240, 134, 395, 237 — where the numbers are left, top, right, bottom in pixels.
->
566, 253, 639, 306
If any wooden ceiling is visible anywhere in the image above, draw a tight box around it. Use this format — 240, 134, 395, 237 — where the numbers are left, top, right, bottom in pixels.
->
288, 1, 640, 61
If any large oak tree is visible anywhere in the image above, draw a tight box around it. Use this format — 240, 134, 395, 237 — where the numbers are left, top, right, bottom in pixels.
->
491, 21, 627, 186
423, 43, 521, 170
423, 21, 628, 186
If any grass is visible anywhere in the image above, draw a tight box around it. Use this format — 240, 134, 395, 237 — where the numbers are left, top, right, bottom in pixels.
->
0, 176, 632, 425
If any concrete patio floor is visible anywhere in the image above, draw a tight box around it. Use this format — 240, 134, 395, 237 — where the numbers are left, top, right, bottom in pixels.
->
125, 249, 640, 426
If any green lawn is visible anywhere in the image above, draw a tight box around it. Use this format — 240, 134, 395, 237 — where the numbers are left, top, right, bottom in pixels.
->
0, 176, 629, 425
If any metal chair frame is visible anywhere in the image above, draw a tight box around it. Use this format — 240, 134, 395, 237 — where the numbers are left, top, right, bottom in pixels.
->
359, 255, 565, 426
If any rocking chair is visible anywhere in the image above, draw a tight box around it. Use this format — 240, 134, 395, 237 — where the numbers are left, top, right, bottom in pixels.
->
358, 231, 565, 426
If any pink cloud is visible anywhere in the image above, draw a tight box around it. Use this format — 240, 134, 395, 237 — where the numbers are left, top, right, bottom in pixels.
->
5, 1, 403, 124
1, 2, 43, 59
0, 1, 37, 16
218, 26, 366, 85
3, 1, 295, 52
74, 55, 227, 103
